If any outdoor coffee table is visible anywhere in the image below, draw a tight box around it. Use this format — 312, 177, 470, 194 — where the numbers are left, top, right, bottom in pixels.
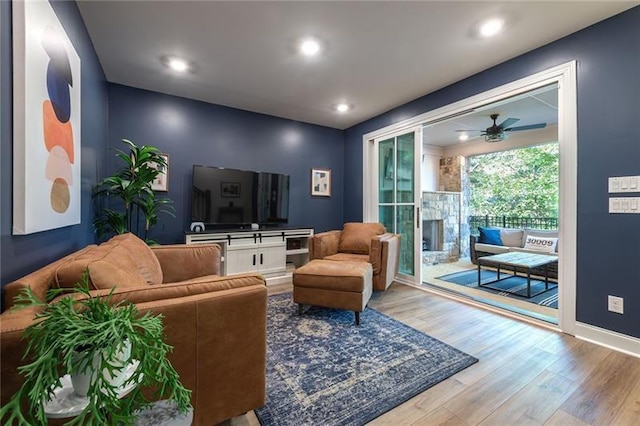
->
477, 252, 558, 298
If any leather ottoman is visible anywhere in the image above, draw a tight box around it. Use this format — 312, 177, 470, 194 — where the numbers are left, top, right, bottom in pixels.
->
292, 259, 373, 325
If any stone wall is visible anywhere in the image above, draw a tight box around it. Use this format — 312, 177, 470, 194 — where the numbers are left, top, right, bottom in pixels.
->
422, 191, 460, 265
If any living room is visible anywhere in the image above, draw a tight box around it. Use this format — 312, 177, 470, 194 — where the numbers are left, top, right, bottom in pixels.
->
2, 1, 640, 425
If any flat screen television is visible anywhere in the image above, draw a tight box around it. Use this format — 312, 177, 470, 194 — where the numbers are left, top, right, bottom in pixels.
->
191, 165, 290, 227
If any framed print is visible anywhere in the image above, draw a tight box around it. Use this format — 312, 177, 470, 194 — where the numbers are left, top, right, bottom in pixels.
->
311, 168, 331, 197
151, 154, 169, 192
221, 182, 241, 198
13, 0, 81, 234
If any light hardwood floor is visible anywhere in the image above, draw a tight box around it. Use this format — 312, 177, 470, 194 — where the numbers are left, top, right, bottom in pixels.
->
222, 282, 640, 426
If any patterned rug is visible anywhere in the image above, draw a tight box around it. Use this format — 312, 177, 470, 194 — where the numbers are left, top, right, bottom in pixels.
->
255, 294, 478, 426
436, 269, 558, 309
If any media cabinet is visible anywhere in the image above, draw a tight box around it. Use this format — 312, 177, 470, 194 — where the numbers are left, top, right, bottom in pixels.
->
185, 228, 314, 285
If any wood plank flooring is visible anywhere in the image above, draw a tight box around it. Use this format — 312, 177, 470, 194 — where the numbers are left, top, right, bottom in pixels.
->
221, 283, 640, 426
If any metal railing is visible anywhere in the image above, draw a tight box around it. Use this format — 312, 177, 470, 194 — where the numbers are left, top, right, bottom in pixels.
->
469, 215, 558, 234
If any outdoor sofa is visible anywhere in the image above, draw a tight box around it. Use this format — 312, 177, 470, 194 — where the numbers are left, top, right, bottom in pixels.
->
470, 226, 559, 279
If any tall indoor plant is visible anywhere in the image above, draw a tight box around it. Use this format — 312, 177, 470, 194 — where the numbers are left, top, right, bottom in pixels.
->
93, 139, 174, 243
0, 271, 191, 425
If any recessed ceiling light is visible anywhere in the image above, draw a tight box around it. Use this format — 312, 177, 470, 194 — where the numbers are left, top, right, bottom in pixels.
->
336, 103, 350, 113
458, 133, 469, 141
479, 18, 504, 37
166, 57, 189, 72
299, 38, 321, 56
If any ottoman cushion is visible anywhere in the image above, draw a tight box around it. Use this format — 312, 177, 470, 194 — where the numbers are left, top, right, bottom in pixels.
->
293, 260, 372, 292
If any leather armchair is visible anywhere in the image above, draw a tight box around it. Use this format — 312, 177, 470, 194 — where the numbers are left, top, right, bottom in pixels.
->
1, 233, 267, 426
309, 222, 401, 291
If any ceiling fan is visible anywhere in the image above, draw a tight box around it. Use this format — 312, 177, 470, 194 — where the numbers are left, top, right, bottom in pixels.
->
457, 113, 547, 142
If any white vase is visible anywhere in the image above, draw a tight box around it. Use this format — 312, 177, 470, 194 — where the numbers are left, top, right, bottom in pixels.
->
70, 350, 100, 397
70, 339, 132, 397
105, 339, 132, 388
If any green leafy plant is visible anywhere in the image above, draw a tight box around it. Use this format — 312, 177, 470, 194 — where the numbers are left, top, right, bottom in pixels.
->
0, 271, 191, 425
93, 139, 175, 243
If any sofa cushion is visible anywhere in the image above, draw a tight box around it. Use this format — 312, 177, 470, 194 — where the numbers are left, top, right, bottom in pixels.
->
509, 246, 558, 257
496, 227, 524, 248
477, 227, 503, 245
54, 235, 151, 290
523, 235, 558, 253
323, 253, 370, 263
338, 222, 385, 254
475, 243, 510, 255
109, 233, 163, 284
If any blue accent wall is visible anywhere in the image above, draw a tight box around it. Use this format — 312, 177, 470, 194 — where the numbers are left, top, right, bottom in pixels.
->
0, 0, 109, 305
107, 84, 345, 244
344, 7, 640, 337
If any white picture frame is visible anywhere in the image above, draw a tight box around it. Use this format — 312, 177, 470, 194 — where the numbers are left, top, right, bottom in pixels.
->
311, 168, 331, 197
151, 154, 169, 192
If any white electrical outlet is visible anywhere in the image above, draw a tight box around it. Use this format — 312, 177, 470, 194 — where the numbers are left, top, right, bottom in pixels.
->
608, 295, 624, 314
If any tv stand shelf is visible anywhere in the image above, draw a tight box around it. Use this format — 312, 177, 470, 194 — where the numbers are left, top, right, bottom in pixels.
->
185, 228, 314, 285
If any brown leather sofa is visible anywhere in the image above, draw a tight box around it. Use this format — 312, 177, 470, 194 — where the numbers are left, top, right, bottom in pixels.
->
309, 222, 401, 291
0, 233, 267, 426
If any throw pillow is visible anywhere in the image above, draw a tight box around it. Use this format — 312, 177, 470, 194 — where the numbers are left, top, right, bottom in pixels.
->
477, 227, 503, 246
338, 222, 386, 254
523, 235, 558, 253
496, 227, 525, 248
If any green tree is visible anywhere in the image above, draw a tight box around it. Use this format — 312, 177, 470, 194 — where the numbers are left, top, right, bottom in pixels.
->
468, 143, 558, 218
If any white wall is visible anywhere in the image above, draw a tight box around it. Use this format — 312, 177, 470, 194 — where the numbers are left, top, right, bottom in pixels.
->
421, 144, 444, 192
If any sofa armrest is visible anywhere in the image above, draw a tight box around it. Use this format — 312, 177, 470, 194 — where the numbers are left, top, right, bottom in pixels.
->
309, 230, 341, 260
370, 233, 401, 291
151, 244, 221, 283
470, 235, 479, 264
134, 283, 267, 425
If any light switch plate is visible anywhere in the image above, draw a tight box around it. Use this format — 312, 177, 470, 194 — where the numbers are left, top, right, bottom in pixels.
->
609, 176, 640, 193
609, 197, 640, 214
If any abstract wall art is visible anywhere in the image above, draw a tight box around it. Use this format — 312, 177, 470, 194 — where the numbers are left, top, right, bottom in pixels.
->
13, 0, 81, 234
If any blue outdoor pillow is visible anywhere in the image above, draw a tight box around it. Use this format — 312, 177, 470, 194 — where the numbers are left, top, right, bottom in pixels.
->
478, 227, 503, 246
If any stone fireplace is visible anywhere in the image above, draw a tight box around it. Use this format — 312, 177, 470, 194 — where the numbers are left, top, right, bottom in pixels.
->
422, 191, 460, 265
422, 219, 443, 251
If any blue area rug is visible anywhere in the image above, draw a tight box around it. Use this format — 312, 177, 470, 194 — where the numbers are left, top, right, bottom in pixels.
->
436, 269, 558, 309
255, 293, 478, 426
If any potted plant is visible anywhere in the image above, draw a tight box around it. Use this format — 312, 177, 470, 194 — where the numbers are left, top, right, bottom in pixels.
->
0, 271, 191, 425
93, 138, 175, 243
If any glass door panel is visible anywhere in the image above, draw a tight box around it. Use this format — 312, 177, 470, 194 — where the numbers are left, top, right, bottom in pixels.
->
378, 138, 395, 204
397, 205, 415, 275
378, 205, 395, 234
376, 130, 418, 278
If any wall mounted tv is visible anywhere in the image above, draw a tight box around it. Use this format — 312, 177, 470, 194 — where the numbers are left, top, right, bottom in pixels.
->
191, 165, 290, 227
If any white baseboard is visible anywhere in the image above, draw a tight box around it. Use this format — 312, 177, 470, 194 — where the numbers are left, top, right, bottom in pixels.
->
575, 322, 640, 358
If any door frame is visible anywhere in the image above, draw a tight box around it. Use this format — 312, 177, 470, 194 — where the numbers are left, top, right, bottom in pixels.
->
362, 61, 577, 334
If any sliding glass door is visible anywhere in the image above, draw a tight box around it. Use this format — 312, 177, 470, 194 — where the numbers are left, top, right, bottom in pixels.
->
368, 128, 421, 283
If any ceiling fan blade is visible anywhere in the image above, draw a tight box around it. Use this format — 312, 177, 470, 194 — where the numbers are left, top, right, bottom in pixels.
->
498, 117, 519, 129
505, 123, 547, 132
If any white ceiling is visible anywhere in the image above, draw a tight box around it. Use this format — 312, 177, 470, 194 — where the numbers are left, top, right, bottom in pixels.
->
76, 1, 638, 130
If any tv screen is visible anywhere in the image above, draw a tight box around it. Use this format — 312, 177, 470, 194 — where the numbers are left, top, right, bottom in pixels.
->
191, 165, 289, 227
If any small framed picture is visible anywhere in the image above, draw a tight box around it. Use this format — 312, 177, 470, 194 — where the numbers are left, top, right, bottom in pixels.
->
151, 154, 169, 192
221, 181, 241, 198
311, 168, 331, 197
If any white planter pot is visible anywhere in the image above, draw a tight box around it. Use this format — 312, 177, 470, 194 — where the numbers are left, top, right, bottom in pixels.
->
70, 339, 132, 397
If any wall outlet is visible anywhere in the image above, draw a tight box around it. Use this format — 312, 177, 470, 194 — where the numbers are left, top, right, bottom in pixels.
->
608, 295, 624, 314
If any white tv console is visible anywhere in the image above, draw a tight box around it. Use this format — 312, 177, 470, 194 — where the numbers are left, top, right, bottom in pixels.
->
185, 228, 314, 285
